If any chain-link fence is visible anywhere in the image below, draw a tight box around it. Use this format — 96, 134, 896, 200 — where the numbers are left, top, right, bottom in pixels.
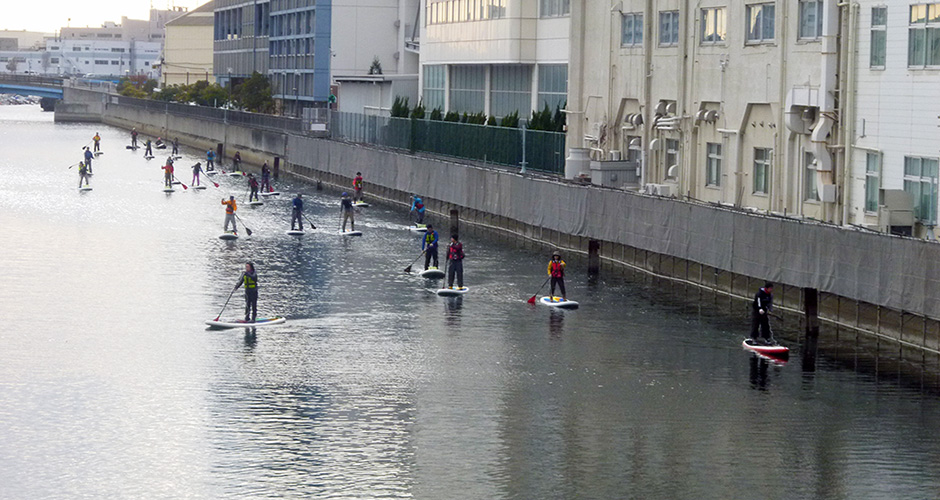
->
115, 95, 307, 134
330, 111, 566, 175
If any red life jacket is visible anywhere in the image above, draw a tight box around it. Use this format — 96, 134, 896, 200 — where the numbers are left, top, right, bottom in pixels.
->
549, 260, 565, 277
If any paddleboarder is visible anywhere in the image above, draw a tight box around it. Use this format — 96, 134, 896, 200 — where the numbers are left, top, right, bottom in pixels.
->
172, 137, 179, 155
131, 128, 138, 147
260, 162, 272, 192
92, 132, 101, 152
144, 139, 153, 157
411, 195, 426, 224
751, 282, 775, 344
206, 149, 216, 171
191, 162, 203, 186
222, 196, 238, 234
83, 147, 94, 174
341, 192, 355, 232
232, 151, 241, 171
248, 174, 260, 202
162, 158, 175, 187
234, 261, 259, 323
78, 159, 90, 188
423, 224, 439, 271
547, 251, 567, 301
291, 193, 304, 230
353, 172, 363, 202
446, 234, 464, 289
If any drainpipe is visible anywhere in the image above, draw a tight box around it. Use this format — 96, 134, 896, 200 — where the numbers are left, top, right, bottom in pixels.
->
841, 3, 859, 226
811, 0, 840, 220
641, 0, 654, 186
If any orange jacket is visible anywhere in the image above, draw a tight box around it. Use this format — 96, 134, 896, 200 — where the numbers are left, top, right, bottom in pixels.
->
222, 199, 237, 214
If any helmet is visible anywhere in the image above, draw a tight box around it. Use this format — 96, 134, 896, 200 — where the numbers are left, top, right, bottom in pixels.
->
342, 192, 348, 196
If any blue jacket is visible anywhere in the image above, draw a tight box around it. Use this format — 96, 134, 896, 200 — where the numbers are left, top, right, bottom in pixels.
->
292, 197, 303, 211
411, 197, 425, 213
84, 150, 93, 161
422, 230, 438, 251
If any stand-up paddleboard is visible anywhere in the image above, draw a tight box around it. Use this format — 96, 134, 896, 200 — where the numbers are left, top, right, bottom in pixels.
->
79, 186, 93, 192
436, 286, 469, 296
171, 155, 182, 160
249, 200, 264, 207
193, 185, 207, 190
228, 171, 245, 177
206, 171, 218, 176
218, 231, 238, 240
144, 155, 155, 160
353, 201, 370, 208
126, 145, 139, 150
419, 267, 445, 279
742, 338, 790, 358
261, 191, 280, 197
409, 224, 428, 233
155, 144, 166, 149
341, 230, 363, 236
163, 187, 175, 193
205, 316, 286, 329
94, 151, 104, 156
287, 229, 305, 236
538, 296, 580, 309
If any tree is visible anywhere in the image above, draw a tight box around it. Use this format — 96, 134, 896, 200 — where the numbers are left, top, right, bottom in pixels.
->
466, 111, 487, 125
429, 107, 443, 121
142, 79, 159, 95
486, 115, 497, 126
153, 85, 182, 102
528, 104, 553, 131
6, 59, 18, 73
233, 72, 275, 113
410, 101, 425, 119
369, 56, 383, 75
499, 111, 519, 128
443, 111, 460, 122
117, 77, 148, 98
200, 83, 228, 107
390, 96, 410, 117
552, 103, 566, 132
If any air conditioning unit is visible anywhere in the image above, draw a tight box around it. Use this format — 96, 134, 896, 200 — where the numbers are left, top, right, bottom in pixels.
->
666, 101, 677, 114
704, 110, 719, 122
644, 183, 673, 197
609, 150, 622, 161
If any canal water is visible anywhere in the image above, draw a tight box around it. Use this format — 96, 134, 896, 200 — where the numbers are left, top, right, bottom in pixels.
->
2, 105, 940, 498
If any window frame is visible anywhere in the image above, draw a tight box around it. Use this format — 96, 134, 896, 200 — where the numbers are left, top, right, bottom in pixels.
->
665, 138, 680, 173
804, 151, 820, 202
700, 7, 727, 45
870, 6, 887, 68
864, 152, 881, 213
745, 2, 776, 44
621, 12, 644, 47
706, 142, 722, 187
659, 10, 680, 47
907, 3, 940, 68
753, 147, 772, 194
798, 0, 824, 40
903, 155, 940, 224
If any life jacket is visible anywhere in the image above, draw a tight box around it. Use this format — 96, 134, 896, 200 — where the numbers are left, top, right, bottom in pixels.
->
223, 199, 236, 214
353, 176, 362, 188
448, 242, 464, 260
164, 164, 174, 174
243, 272, 257, 289
548, 259, 566, 277
93, 135, 100, 142
424, 230, 438, 247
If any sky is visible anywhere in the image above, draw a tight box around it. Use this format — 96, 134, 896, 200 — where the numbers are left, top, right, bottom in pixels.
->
4, 0, 208, 34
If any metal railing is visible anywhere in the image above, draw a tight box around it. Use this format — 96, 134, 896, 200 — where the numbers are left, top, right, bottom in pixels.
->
114, 94, 307, 134
0, 74, 65, 87
330, 112, 566, 175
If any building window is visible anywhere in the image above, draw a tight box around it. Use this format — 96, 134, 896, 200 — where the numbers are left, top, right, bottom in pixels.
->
423, 65, 445, 111
908, 3, 940, 67
804, 151, 819, 201
871, 7, 887, 67
665, 138, 679, 172
865, 152, 881, 212
659, 11, 680, 46
904, 156, 939, 223
706, 142, 722, 186
540, 0, 570, 18
621, 13, 643, 47
449, 65, 485, 113
537, 64, 567, 111
701, 7, 726, 44
753, 147, 772, 194
746, 3, 775, 43
111, 48, 125, 53
50, 58, 59, 64
799, 1, 824, 39
94, 60, 108, 64
490, 65, 532, 118
427, 0, 507, 25
110, 60, 120, 65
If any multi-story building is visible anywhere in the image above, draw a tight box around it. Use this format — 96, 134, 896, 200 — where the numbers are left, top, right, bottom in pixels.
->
60, 9, 188, 43
847, 1, 940, 238
0, 38, 162, 78
567, 0, 848, 223
418, 0, 570, 119
163, 1, 216, 86
213, 0, 270, 89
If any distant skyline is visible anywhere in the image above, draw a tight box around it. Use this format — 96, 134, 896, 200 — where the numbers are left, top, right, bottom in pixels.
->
4, 0, 208, 34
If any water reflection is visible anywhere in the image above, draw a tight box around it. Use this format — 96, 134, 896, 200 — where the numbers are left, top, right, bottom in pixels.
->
443, 296, 462, 328
548, 309, 564, 339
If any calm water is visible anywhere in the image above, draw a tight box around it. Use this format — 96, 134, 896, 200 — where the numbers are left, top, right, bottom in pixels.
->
2, 105, 940, 499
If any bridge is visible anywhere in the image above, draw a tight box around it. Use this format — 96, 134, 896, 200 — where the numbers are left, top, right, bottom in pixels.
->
0, 75, 65, 99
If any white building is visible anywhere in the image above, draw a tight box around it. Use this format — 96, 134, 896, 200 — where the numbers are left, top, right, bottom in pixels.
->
416, 0, 570, 118
848, 1, 940, 238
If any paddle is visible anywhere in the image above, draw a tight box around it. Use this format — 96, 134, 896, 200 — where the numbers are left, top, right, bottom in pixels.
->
233, 213, 253, 236
440, 255, 449, 289
172, 174, 188, 190
214, 285, 239, 321
527, 276, 552, 304
67, 162, 82, 170
403, 250, 426, 273
302, 213, 317, 230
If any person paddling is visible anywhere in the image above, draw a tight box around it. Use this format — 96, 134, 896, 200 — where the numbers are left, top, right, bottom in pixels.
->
248, 173, 260, 202
144, 139, 153, 157
291, 193, 304, 230
341, 192, 355, 232
172, 137, 179, 155
207, 149, 216, 171
162, 158, 175, 187
131, 128, 138, 147
191, 162, 203, 187
92, 132, 101, 152
222, 196, 238, 234
83, 147, 94, 174
751, 282, 775, 344
353, 172, 363, 202
411, 195, 426, 224
78, 159, 90, 188
260, 162, 272, 192
233, 261, 259, 323
446, 234, 464, 289
232, 151, 241, 171
547, 251, 567, 301
423, 224, 439, 271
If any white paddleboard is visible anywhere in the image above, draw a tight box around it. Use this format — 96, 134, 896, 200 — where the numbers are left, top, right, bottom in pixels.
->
94, 151, 104, 156
79, 186, 93, 192
341, 230, 363, 236
205, 316, 286, 329
163, 188, 175, 193
206, 171, 218, 176
249, 200, 264, 206
261, 191, 280, 197
353, 201, 370, 208
228, 171, 244, 177
419, 267, 445, 279
287, 230, 305, 236
218, 232, 238, 240
409, 224, 428, 233
436, 286, 469, 296
144, 155, 154, 160
538, 296, 579, 309
193, 185, 207, 190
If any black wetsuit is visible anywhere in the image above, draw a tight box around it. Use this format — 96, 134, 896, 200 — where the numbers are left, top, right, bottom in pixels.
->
750, 287, 773, 341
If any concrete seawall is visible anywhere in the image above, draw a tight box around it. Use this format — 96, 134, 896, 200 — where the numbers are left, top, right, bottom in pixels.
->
56, 88, 940, 359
